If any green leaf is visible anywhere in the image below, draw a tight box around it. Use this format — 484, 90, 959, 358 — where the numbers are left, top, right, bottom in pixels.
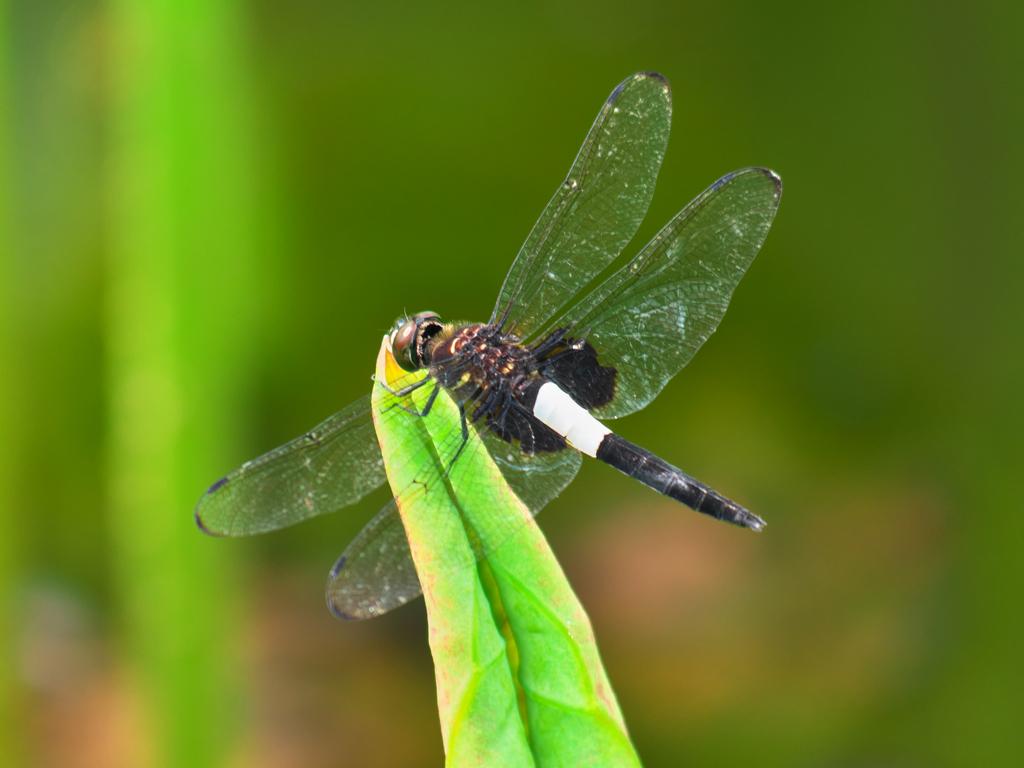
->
372, 338, 641, 768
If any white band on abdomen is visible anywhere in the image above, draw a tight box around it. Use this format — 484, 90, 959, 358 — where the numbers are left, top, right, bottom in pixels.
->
532, 382, 611, 458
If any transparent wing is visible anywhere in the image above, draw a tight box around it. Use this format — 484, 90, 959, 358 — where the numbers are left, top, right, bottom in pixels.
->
490, 72, 672, 341
194, 394, 386, 536
325, 499, 421, 620
481, 428, 582, 515
551, 168, 783, 419
326, 390, 582, 621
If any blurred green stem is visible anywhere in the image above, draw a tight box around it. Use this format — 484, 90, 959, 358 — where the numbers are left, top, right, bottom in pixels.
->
105, 0, 260, 765
0, 3, 25, 766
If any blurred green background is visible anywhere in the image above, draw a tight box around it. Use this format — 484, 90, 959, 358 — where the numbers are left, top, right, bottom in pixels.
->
2, 1, 1022, 766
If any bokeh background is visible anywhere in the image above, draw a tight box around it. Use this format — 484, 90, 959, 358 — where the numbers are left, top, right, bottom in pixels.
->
2, 1, 1022, 766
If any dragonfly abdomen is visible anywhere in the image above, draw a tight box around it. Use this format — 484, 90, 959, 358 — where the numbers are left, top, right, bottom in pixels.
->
525, 381, 765, 531
595, 434, 766, 530
529, 381, 611, 457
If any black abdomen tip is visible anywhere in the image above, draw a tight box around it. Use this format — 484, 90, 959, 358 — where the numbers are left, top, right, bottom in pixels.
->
733, 507, 767, 531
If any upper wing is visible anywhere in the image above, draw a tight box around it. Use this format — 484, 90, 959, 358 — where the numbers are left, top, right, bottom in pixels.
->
194, 394, 387, 536
548, 168, 783, 419
490, 72, 672, 342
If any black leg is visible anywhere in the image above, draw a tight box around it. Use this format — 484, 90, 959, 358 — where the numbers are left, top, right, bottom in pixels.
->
383, 382, 442, 418
376, 375, 431, 398
496, 391, 516, 432
472, 387, 500, 425
442, 402, 471, 479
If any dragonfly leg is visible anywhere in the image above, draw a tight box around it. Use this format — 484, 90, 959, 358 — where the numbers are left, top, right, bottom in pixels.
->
376, 376, 431, 398
383, 381, 442, 419
472, 386, 501, 425
441, 402, 471, 479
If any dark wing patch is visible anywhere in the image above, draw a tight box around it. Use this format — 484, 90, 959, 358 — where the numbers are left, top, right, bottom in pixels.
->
533, 333, 618, 412
471, 392, 567, 456
487, 406, 567, 456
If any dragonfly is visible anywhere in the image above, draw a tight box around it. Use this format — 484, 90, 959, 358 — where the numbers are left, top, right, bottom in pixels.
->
195, 72, 782, 620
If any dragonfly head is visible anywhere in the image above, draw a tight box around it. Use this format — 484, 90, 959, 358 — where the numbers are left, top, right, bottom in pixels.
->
391, 311, 443, 372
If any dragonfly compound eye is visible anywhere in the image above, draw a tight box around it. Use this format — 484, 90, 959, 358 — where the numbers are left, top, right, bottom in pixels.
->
392, 312, 443, 372
392, 319, 419, 372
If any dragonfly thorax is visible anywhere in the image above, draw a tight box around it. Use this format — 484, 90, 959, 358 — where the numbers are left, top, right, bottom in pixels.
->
392, 315, 541, 403
427, 323, 538, 397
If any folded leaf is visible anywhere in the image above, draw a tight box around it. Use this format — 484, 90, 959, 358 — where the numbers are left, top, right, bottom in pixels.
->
373, 337, 641, 768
